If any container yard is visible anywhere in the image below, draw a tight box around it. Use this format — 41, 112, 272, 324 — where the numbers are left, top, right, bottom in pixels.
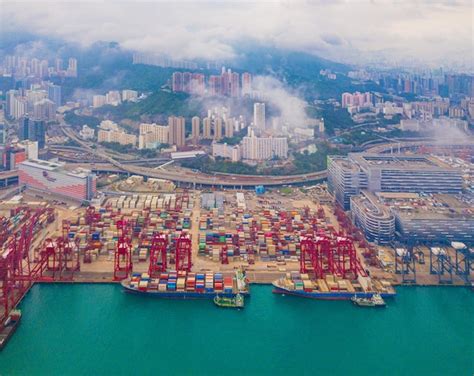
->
1, 184, 472, 348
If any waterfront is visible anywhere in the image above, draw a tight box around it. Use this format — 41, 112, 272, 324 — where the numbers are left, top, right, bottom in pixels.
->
0, 285, 472, 375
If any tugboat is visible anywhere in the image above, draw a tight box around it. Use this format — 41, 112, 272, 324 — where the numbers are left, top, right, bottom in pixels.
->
371, 293, 386, 307
214, 293, 244, 309
351, 294, 386, 308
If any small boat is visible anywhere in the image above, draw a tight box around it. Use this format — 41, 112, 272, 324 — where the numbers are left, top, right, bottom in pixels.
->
351, 294, 386, 307
351, 295, 375, 307
371, 293, 386, 307
0, 310, 22, 350
214, 293, 244, 309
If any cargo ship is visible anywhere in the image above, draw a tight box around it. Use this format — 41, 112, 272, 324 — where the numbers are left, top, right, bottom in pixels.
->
121, 269, 249, 299
272, 272, 396, 300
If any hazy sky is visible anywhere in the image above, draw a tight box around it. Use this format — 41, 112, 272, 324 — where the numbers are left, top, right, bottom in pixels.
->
1, 1, 473, 67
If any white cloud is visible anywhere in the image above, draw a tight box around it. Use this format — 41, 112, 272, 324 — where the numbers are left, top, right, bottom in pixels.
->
1, 1, 472, 67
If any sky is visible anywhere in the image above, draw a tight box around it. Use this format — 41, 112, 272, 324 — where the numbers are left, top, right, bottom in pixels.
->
1, 0, 472, 69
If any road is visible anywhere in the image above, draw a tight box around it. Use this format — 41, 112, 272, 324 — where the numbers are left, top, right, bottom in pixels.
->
59, 121, 327, 188
59, 117, 473, 188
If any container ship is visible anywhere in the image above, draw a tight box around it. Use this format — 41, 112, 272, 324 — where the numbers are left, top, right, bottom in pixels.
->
121, 269, 249, 299
272, 272, 396, 300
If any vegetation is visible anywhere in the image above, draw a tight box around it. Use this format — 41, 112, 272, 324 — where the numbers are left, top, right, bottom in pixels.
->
99, 141, 136, 154
292, 142, 345, 173
280, 187, 293, 195
63, 138, 80, 147
219, 136, 242, 145
182, 156, 258, 175
306, 104, 355, 135
181, 141, 341, 176
64, 111, 101, 129
94, 91, 204, 121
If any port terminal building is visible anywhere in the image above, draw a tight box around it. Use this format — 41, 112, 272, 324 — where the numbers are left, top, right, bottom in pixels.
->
328, 153, 463, 210
351, 191, 473, 245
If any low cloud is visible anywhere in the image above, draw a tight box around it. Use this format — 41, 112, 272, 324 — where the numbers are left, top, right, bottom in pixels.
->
252, 76, 309, 128
1, 1, 472, 68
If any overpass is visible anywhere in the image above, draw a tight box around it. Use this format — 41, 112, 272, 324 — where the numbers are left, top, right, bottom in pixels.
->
59, 122, 472, 189
0, 170, 19, 189
47, 145, 171, 166
68, 162, 327, 188
58, 122, 327, 188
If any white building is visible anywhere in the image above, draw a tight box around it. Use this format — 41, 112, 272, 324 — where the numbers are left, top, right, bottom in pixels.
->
400, 119, 420, 132
11, 96, 28, 119
79, 125, 95, 140
18, 140, 38, 160
241, 129, 288, 161
212, 142, 241, 162
105, 91, 121, 106
138, 123, 169, 149
431, 117, 468, 132
122, 90, 138, 101
98, 129, 136, 146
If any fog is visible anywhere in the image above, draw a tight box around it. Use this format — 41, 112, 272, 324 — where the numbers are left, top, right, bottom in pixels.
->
1, 1, 472, 69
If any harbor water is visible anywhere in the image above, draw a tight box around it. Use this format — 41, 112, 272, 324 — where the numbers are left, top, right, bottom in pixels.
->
0, 284, 472, 375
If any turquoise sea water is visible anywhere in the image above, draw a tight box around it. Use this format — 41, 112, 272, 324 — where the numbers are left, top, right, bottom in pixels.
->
0, 284, 472, 375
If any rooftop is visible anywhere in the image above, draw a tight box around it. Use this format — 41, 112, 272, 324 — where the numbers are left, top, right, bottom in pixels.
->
20, 159, 92, 178
349, 153, 454, 171
375, 192, 474, 221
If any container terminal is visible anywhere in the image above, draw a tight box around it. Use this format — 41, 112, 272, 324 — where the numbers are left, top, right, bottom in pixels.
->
0, 183, 472, 348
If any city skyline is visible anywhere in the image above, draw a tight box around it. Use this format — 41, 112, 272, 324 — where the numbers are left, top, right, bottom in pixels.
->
1, 1, 472, 70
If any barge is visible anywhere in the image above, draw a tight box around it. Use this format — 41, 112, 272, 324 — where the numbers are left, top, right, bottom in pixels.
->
272, 272, 396, 300
121, 269, 249, 299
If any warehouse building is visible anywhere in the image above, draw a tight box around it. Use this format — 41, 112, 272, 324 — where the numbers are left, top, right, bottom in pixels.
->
18, 159, 96, 201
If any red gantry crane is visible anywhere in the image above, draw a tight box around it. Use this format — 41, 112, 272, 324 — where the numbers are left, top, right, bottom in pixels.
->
175, 233, 192, 272
300, 234, 366, 280
114, 219, 133, 280
149, 232, 168, 278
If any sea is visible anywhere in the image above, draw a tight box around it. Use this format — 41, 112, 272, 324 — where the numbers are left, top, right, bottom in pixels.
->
0, 284, 472, 375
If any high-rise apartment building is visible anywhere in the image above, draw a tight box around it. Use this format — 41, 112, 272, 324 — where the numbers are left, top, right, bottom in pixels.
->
208, 76, 221, 96
241, 129, 288, 160
191, 116, 200, 143
341, 92, 372, 108
67, 58, 78, 77
172, 72, 183, 92
47, 84, 62, 107
253, 103, 265, 130
97, 129, 137, 146
33, 99, 56, 121
138, 123, 169, 149
230, 72, 240, 97
122, 90, 138, 101
214, 117, 223, 141
92, 95, 107, 108
168, 116, 186, 147
242, 73, 252, 95
224, 118, 234, 138
33, 120, 46, 148
203, 117, 212, 139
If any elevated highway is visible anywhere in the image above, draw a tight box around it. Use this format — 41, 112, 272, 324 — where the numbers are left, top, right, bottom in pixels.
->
60, 121, 473, 189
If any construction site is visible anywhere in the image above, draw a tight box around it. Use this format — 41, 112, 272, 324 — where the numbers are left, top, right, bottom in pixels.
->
1, 183, 473, 346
